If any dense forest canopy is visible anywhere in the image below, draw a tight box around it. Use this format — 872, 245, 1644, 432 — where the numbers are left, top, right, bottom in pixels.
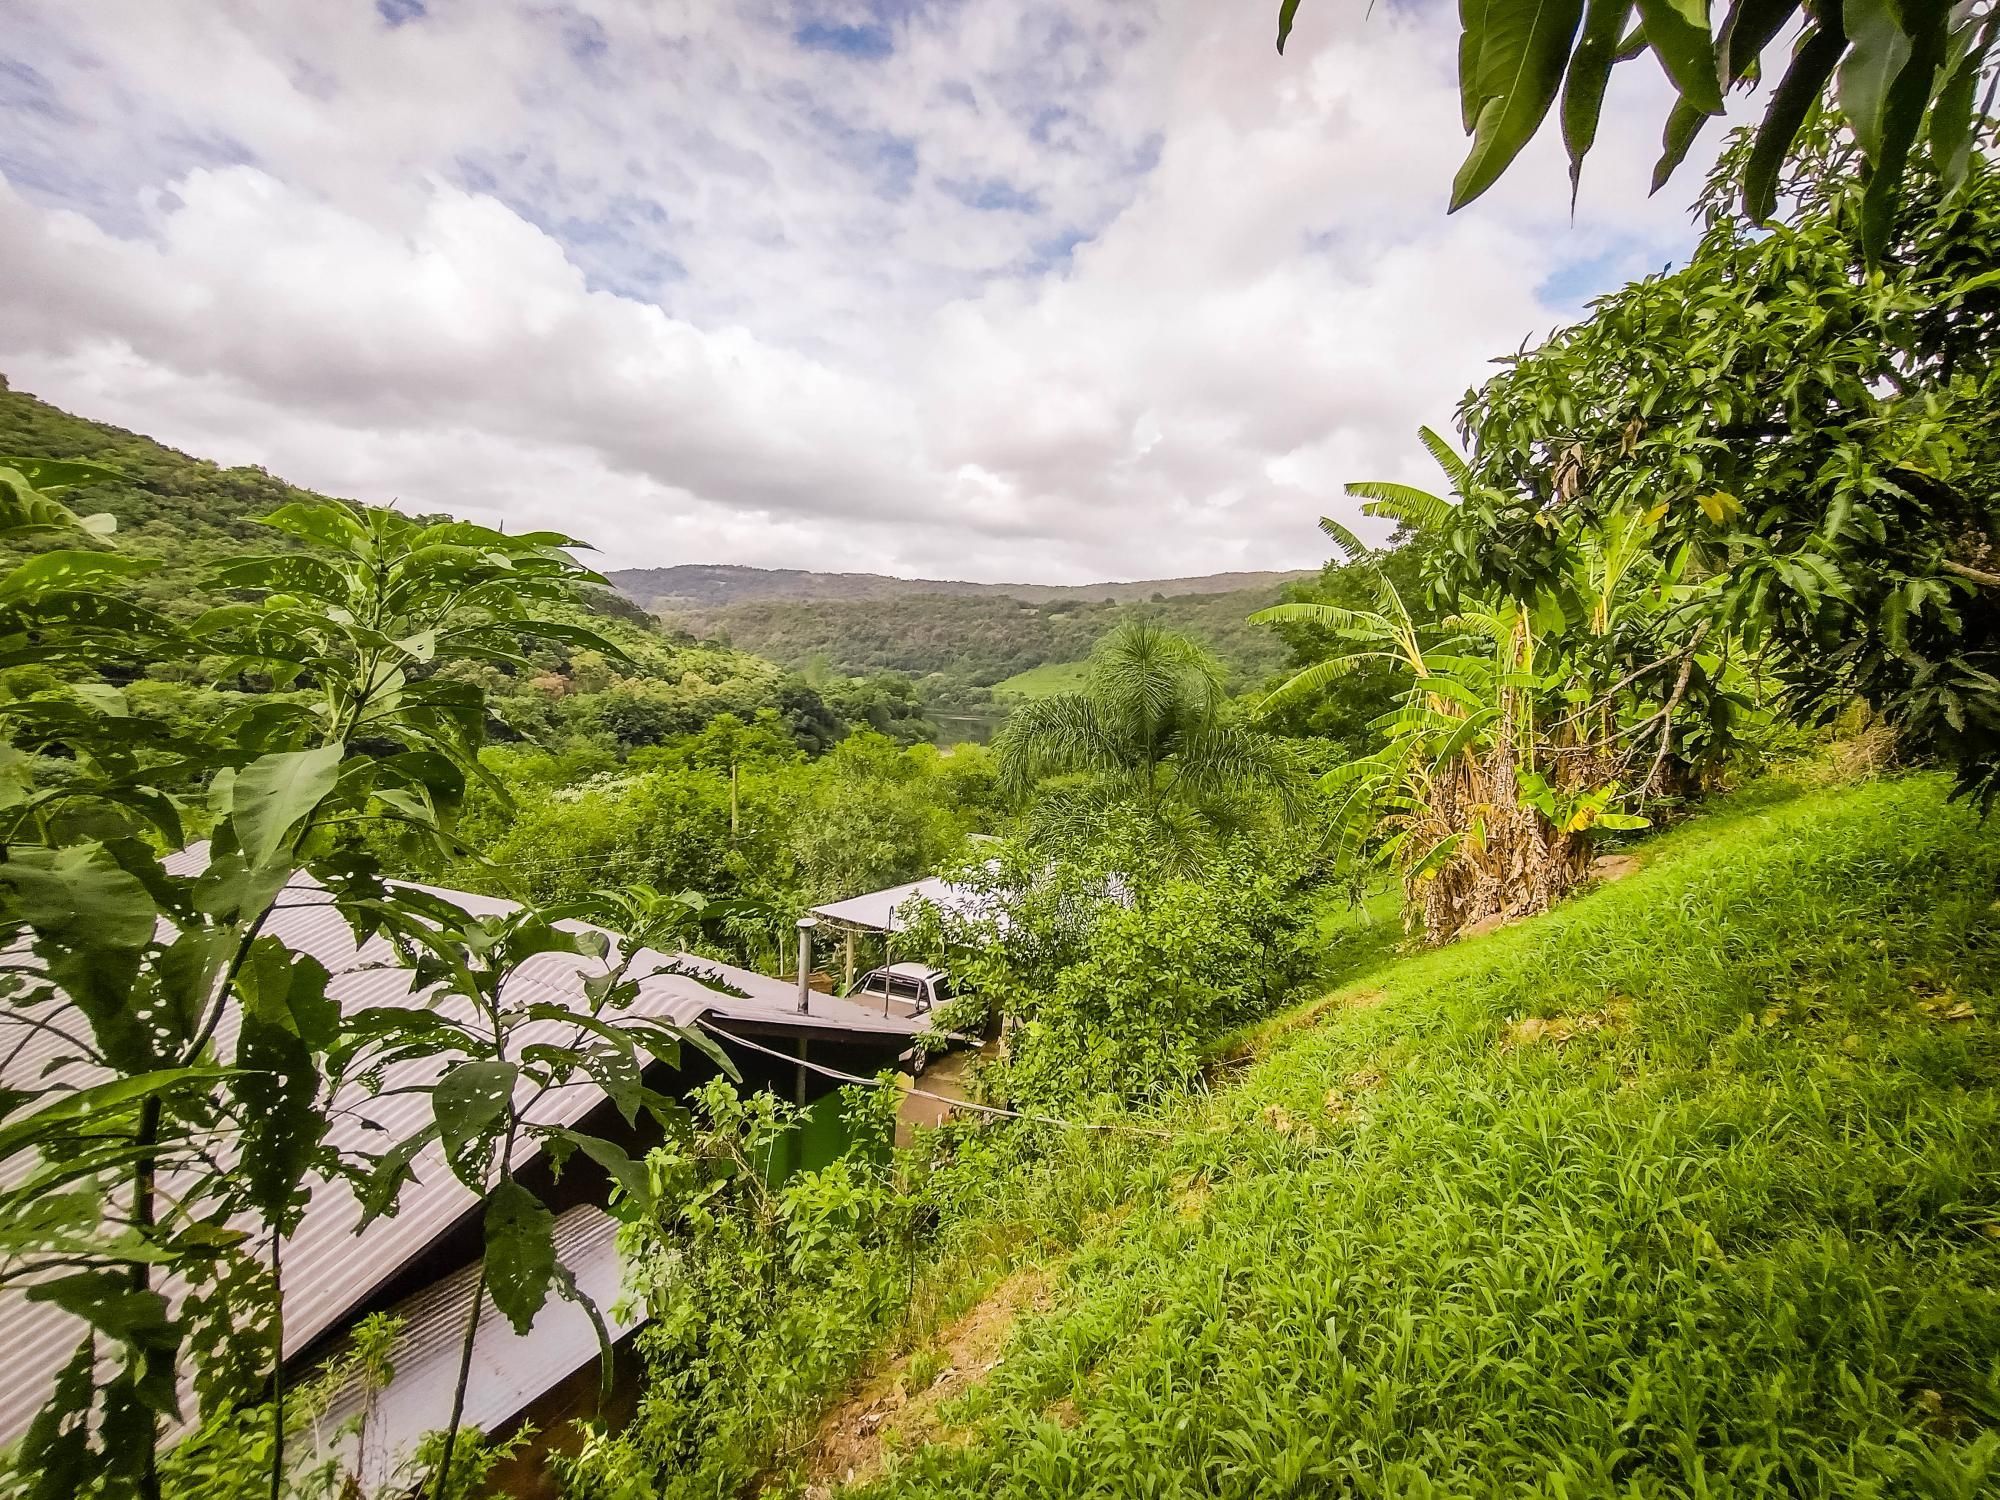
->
655, 584, 1296, 691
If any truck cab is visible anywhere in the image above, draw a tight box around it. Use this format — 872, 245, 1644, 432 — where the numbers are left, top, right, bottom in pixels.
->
849, 961, 951, 1018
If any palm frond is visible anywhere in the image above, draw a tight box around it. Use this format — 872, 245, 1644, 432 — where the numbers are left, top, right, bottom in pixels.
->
1087, 617, 1223, 744
1346, 481, 1455, 537
1373, 570, 1415, 634
1250, 601, 1392, 634
1166, 721, 1311, 819
993, 693, 1123, 798
1417, 425, 1472, 492
1317, 514, 1371, 561
1255, 651, 1398, 714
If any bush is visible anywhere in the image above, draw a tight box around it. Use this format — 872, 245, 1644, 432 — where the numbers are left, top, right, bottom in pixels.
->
557, 1082, 914, 1500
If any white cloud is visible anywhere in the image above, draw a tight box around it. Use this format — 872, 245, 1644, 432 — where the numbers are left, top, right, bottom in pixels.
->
0, 0, 1736, 583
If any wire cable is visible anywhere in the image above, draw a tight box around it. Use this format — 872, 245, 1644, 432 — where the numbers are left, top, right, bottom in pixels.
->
699, 1021, 1173, 1139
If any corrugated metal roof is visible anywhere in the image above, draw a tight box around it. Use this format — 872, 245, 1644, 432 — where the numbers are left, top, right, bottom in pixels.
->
0, 859, 927, 1448
809, 875, 1000, 934
309, 1203, 636, 1489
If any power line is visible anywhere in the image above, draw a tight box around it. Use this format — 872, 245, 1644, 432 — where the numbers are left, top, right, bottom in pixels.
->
699, 1021, 1173, 1139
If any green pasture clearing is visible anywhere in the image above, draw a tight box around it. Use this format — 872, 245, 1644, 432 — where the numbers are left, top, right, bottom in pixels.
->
992, 660, 1090, 699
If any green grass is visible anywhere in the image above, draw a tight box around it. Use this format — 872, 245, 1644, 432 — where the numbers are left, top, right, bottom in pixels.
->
992, 660, 1090, 700
839, 774, 2000, 1497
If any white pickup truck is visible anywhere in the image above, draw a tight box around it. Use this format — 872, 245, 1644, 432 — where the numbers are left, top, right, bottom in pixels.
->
848, 961, 952, 1018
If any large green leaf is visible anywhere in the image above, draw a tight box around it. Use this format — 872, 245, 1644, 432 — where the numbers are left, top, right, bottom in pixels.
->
256, 500, 370, 552
434, 1059, 518, 1186
1651, 93, 1713, 191
1742, 22, 1847, 221
2, 841, 157, 949
0, 1068, 234, 1162
548, 1128, 653, 1207
0, 551, 157, 603
15, 1338, 98, 1500
483, 1178, 556, 1335
1837, 0, 1913, 161
0, 457, 125, 493
227, 743, 343, 868
231, 938, 337, 1220
1561, 0, 1634, 199
1460, 0, 1500, 130
1452, 0, 1590, 210
1855, 2, 1946, 262
1634, 0, 1724, 113
357, 1122, 440, 1225
26, 1272, 182, 1413
1925, 13, 1988, 191
1715, 0, 1802, 83
1276, 0, 1304, 52
0, 468, 115, 541
1316, 515, 1371, 561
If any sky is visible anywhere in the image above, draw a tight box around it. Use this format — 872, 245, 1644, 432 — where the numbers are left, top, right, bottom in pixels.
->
0, 0, 1751, 583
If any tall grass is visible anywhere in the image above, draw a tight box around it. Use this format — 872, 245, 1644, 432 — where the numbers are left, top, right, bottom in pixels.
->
843, 774, 2000, 1498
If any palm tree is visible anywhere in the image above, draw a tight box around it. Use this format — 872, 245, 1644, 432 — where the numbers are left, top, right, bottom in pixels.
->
994, 620, 1305, 867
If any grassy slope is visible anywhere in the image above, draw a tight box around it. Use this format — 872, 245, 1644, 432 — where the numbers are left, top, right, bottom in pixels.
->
841, 775, 2000, 1498
991, 660, 1091, 700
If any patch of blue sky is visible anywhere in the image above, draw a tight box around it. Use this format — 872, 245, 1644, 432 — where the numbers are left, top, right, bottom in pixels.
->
1026, 103, 1072, 147
0, 57, 71, 124
451, 154, 684, 300
376, 0, 426, 27
1027, 226, 1088, 275
941, 177, 1041, 214
1, 98, 253, 237
791, 99, 919, 201
793, 20, 894, 59
1536, 243, 1675, 312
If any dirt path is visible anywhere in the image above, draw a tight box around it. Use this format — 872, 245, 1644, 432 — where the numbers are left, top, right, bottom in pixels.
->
783, 1267, 1053, 1497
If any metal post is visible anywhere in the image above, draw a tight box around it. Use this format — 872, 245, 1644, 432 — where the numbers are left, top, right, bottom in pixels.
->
795, 916, 817, 1014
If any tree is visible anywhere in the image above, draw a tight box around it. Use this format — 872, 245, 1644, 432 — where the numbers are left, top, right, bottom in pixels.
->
0, 472, 714, 1500
993, 620, 1306, 871
1441, 119, 2000, 794
1276, 0, 1997, 261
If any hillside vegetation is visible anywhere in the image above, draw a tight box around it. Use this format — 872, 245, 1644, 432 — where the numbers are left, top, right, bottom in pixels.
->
608, 562, 1310, 611
649, 584, 1296, 690
0, 378, 941, 753
773, 772, 2000, 1497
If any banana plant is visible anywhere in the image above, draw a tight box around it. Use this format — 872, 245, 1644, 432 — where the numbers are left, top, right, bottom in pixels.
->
1253, 431, 1679, 939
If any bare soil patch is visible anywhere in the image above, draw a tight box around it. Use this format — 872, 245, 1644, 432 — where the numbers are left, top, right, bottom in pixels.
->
788, 1268, 1053, 1496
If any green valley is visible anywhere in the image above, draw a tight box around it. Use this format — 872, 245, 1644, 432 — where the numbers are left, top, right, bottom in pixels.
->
4, 11, 2000, 1500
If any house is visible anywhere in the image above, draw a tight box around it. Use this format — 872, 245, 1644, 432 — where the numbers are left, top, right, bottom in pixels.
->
0, 857, 946, 1486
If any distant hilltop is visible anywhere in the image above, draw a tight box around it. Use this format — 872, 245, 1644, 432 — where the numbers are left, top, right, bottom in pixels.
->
606, 562, 1314, 613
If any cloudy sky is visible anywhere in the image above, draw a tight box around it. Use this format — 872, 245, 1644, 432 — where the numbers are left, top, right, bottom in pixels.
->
1, 0, 1742, 583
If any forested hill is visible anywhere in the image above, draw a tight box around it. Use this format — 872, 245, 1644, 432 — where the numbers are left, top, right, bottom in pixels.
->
659, 586, 1298, 689
0, 376, 945, 750
607, 562, 1310, 611
610, 563, 1307, 689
